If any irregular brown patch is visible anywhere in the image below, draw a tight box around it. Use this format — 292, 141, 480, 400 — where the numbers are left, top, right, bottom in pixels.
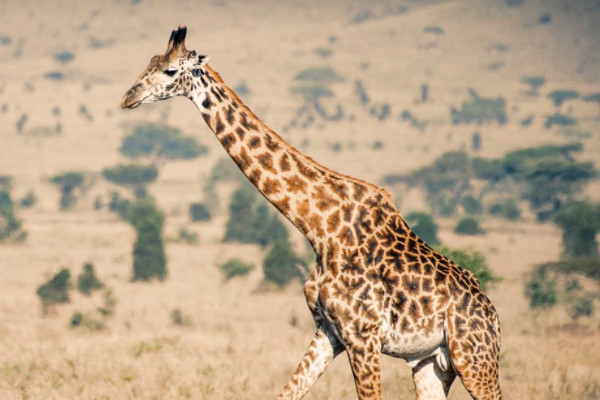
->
308, 213, 324, 237
264, 135, 281, 152
258, 152, 276, 173
342, 203, 355, 223
235, 126, 246, 140
291, 153, 318, 180
220, 133, 236, 151
313, 185, 340, 212
279, 153, 291, 172
283, 175, 307, 194
248, 136, 261, 149
327, 210, 341, 234
274, 195, 290, 214
338, 225, 356, 246
232, 146, 252, 171
262, 177, 281, 196
248, 168, 262, 186
215, 112, 225, 135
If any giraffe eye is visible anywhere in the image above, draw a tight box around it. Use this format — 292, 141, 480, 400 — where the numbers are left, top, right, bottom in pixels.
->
164, 69, 177, 77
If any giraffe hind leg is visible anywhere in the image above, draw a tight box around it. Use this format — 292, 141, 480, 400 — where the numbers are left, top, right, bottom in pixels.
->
446, 300, 503, 400
412, 357, 456, 400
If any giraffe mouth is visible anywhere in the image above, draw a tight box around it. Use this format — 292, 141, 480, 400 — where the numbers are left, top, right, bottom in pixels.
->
121, 95, 149, 109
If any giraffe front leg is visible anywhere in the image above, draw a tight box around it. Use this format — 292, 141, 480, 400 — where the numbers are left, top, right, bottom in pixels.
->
346, 336, 383, 400
275, 329, 343, 400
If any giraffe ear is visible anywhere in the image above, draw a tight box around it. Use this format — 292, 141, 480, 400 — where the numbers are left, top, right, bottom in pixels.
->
194, 54, 211, 67
167, 26, 187, 52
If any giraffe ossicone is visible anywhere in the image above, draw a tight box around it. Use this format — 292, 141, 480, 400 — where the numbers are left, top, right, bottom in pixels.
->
122, 26, 503, 400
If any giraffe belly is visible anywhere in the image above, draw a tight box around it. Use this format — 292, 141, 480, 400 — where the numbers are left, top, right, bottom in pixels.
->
381, 320, 450, 370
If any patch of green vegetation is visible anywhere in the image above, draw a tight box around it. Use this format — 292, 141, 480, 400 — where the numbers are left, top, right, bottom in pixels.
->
439, 247, 500, 290
189, 202, 211, 222
488, 198, 521, 221
405, 211, 440, 246
53, 51, 75, 64
313, 47, 332, 59
451, 89, 507, 125
219, 258, 255, 280
120, 123, 208, 164
77, 262, 104, 295
128, 199, 167, 282
294, 67, 345, 84
521, 76, 545, 96
553, 201, 600, 260
0, 187, 27, 242
37, 268, 71, 313
175, 227, 198, 244
171, 308, 193, 327
423, 26, 444, 35
103, 164, 158, 192
263, 241, 302, 288
224, 183, 289, 248
49, 171, 87, 210
544, 113, 577, 129
547, 90, 579, 107
454, 217, 485, 235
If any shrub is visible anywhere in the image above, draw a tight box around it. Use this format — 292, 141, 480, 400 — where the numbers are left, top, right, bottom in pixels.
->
488, 199, 521, 221
219, 258, 255, 280
454, 217, 485, 235
37, 268, 71, 313
224, 184, 289, 248
103, 164, 158, 189
439, 247, 500, 290
521, 76, 546, 96
461, 194, 483, 214
19, 190, 36, 208
97, 288, 117, 317
451, 89, 507, 125
128, 200, 167, 281
77, 262, 104, 295
70, 311, 104, 331
294, 67, 345, 84
405, 211, 440, 246
525, 266, 558, 310
423, 26, 444, 35
547, 90, 579, 108
120, 122, 207, 164
53, 51, 75, 64
544, 113, 577, 129
553, 201, 600, 259
171, 308, 193, 326
49, 171, 86, 210
176, 227, 198, 244
290, 85, 333, 102
0, 189, 26, 242
263, 241, 302, 288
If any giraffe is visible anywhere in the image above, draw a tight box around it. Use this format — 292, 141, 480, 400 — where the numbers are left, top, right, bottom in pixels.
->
121, 27, 503, 400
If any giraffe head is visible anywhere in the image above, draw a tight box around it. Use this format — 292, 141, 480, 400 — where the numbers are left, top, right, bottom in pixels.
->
121, 26, 210, 109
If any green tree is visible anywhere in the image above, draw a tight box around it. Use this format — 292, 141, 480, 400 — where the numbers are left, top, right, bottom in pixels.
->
219, 258, 255, 280
37, 268, 71, 313
521, 76, 546, 96
128, 200, 167, 281
454, 217, 485, 235
77, 262, 104, 295
525, 266, 558, 310
405, 211, 440, 246
189, 202, 211, 222
103, 164, 158, 199
0, 189, 26, 242
263, 241, 302, 288
450, 89, 507, 125
120, 122, 207, 164
439, 247, 500, 290
553, 201, 600, 259
547, 89, 579, 108
583, 92, 600, 116
49, 171, 86, 210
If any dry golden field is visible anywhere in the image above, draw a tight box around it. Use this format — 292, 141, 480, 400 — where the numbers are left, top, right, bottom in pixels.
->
1, 0, 600, 399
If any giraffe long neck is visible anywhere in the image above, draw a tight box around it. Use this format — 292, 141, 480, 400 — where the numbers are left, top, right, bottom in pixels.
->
189, 66, 378, 248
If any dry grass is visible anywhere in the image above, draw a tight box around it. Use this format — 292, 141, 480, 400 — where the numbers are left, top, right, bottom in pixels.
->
1, 0, 600, 399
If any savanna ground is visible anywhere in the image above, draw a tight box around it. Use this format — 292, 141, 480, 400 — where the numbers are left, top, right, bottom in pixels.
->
1, 0, 600, 399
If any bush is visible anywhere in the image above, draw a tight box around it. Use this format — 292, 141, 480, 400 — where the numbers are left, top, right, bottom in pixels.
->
70, 311, 104, 331
176, 227, 198, 244
49, 171, 86, 210
219, 258, 255, 280
171, 308, 193, 326
405, 211, 440, 246
522, 76, 546, 96
553, 201, 600, 259
128, 200, 167, 281
263, 241, 302, 288
0, 189, 26, 242
461, 194, 483, 214
189, 203, 210, 223
294, 67, 345, 84
37, 268, 71, 313
19, 190, 36, 208
224, 183, 289, 248
488, 199, 521, 221
103, 164, 158, 189
439, 247, 500, 290
120, 122, 207, 164
547, 90, 579, 107
454, 217, 485, 235
77, 262, 104, 295
451, 89, 507, 125
525, 266, 558, 310
544, 113, 577, 129
54, 51, 75, 64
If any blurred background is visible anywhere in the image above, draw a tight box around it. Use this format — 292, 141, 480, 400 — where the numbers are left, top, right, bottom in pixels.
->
1, 0, 599, 399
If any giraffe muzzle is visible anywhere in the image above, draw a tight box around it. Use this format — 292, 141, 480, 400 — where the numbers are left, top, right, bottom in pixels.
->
121, 85, 144, 109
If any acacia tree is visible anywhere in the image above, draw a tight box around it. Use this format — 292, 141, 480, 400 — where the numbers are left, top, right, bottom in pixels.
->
128, 199, 167, 281
49, 171, 87, 210
120, 122, 207, 165
553, 201, 600, 260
